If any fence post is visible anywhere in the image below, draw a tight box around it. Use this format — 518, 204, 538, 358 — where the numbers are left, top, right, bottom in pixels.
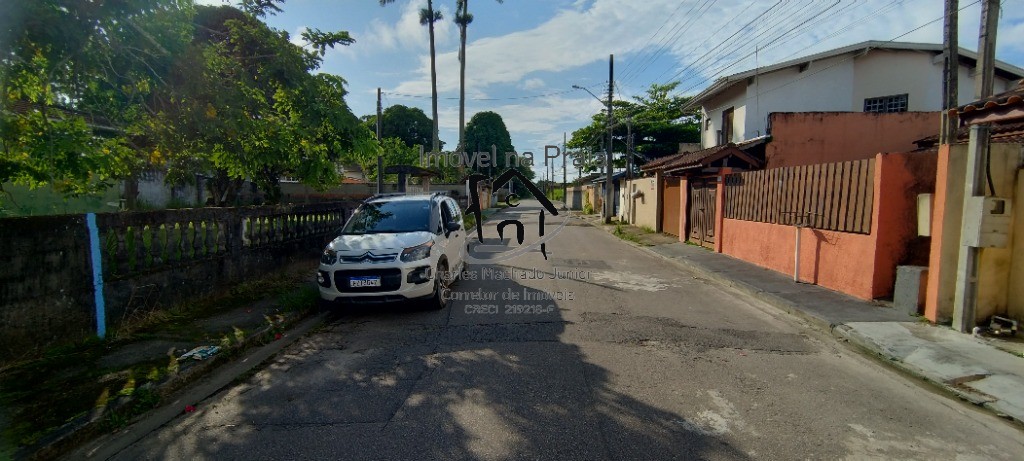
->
226, 208, 243, 257
714, 169, 732, 253
86, 213, 106, 339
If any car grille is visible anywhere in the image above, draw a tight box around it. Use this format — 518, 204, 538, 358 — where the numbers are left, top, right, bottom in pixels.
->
333, 268, 403, 293
340, 252, 398, 263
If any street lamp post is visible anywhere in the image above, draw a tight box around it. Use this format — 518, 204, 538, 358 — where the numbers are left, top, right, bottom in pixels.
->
573, 79, 614, 222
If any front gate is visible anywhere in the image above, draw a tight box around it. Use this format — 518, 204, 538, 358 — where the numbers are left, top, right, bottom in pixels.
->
687, 178, 717, 248
662, 177, 681, 236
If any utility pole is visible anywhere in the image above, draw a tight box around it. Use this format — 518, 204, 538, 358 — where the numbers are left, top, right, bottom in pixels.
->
952, 0, 998, 333
625, 116, 633, 223
604, 54, 614, 223
939, 0, 959, 144
376, 87, 384, 194
562, 132, 567, 210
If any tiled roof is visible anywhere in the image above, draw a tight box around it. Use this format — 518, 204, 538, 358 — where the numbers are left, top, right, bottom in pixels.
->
641, 136, 767, 173
952, 79, 1024, 115
660, 144, 737, 172
915, 120, 1024, 146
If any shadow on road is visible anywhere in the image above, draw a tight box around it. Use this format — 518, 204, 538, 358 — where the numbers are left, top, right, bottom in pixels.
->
114, 205, 752, 460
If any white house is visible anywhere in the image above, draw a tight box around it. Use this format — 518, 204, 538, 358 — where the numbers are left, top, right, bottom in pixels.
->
687, 41, 1024, 148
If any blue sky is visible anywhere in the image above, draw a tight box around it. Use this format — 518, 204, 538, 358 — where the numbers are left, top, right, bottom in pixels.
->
202, 0, 1024, 180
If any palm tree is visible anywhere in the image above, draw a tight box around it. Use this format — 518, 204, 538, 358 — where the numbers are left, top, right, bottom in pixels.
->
380, 0, 441, 154
454, 0, 502, 155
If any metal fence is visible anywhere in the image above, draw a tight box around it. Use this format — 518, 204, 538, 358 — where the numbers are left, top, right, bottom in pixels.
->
723, 158, 875, 234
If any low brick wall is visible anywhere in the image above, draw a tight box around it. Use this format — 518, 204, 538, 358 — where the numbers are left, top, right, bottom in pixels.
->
0, 201, 356, 363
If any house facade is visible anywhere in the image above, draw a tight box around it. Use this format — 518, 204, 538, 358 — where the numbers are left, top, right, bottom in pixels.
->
689, 41, 1024, 148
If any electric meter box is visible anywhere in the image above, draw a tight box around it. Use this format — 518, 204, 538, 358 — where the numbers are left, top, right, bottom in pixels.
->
962, 196, 1012, 248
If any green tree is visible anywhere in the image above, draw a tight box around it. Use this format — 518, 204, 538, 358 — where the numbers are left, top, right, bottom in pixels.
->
152, 4, 369, 205
568, 82, 699, 174
1, 0, 367, 207
361, 104, 442, 151
1, 0, 192, 199
464, 111, 532, 182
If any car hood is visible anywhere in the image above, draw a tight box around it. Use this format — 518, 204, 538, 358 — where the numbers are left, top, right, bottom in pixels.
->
328, 231, 433, 253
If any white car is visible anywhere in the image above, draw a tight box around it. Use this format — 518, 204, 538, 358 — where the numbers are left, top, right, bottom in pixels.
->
317, 192, 466, 309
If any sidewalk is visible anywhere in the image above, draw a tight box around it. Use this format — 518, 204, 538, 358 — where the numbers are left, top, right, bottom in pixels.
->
579, 215, 1024, 426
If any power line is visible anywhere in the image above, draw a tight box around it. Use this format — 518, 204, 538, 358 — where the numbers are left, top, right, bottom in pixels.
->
383, 83, 605, 101
692, 0, 982, 116
669, 0, 844, 95
616, 0, 692, 83
620, 0, 719, 86
655, 0, 788, 88
637, 0, 760, 87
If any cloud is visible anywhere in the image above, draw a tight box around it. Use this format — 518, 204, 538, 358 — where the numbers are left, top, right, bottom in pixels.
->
377, 0, 1024, 170
289, 26, 308, 48
392, 0, 1024, 98
520, 78, 546, 91
359, 0, 455, 54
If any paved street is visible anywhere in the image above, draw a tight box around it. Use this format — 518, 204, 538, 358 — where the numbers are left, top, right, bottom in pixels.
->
113, 201, 1024, 460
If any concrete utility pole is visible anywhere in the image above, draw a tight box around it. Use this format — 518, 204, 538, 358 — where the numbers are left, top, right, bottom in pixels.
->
376, 87, 384, 194
562, 132, 567, 210
604, 54, 614, 223
952, 0, 998, 333
940, 0, 959, 144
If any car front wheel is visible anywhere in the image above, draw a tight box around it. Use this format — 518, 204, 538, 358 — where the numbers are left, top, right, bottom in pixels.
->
428, 260, 450, 310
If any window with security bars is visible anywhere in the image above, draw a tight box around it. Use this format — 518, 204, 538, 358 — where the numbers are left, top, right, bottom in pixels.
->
863, 94, 908, 113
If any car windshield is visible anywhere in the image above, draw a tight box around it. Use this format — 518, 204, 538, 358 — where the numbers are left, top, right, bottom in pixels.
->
341, 200, 432, 235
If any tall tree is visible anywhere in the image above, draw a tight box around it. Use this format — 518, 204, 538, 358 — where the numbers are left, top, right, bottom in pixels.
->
464, 110, 532, 181
454, 0, 502, 154
379, 0, 441, 154
0, 0, 192, 199
361, 104, 441, 150
568, 82, 699, 174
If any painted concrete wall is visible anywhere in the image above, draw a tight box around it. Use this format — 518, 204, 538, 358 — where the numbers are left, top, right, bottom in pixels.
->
721, 219, 878, 298
925, 143, 1023, 324
925, 145, 966, 323
764, 112, 941, 168
700, 49, 1018, 149
565, 187, 585, 210
622, 177, 660, 230
852, 50, 940, 111
701, 83, 747, 148
1009, 171, 1024, 322
741, 54, 855, 141
872, 151, 938, 299
720, 152, 936, 300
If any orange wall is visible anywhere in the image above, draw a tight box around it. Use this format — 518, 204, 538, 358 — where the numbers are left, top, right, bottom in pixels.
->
719, 151, 937, 300
871, 151, 937, 298
721, 219, 878, 298
765, 112, 940, 169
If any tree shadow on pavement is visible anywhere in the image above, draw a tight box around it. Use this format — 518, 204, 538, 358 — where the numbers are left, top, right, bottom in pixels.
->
111, 259, 752, 460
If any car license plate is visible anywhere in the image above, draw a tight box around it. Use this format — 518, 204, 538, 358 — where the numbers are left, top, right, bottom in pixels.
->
349, 276, 381, 288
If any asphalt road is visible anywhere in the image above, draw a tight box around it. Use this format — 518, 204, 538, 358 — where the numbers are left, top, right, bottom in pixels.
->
113, 200, 1024, 460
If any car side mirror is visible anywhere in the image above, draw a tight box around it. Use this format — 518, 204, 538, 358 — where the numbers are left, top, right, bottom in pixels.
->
445, 221, 461, 234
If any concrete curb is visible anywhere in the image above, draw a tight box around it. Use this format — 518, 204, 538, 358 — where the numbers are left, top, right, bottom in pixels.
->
831, 324, 1024, 427
63, 312, 328, 461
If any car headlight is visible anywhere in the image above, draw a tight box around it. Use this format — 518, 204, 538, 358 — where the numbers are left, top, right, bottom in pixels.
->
321, 248, 337, 265
400, 241, 434, 262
